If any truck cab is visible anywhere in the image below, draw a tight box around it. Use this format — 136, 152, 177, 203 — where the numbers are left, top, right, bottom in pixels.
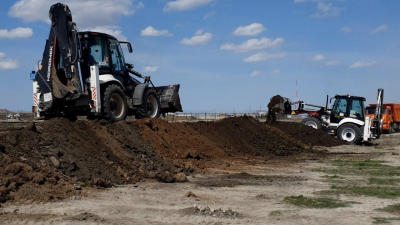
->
367, 104, 395, 133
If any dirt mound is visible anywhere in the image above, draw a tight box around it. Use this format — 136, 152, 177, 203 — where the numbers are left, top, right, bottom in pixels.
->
0, 118, 178, 204
269, 121, 347, 147
135, 117, 306, 166
135, 117, 344, 171
0, 116, 343, 204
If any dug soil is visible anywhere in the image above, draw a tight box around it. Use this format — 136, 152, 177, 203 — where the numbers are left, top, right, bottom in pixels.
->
0, 119, 179, 205
0, 116, 343, 205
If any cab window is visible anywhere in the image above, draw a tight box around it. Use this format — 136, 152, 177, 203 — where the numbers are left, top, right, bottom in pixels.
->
86, 36, 110, 74
109, 39, 125, 75
349, 99, 364, 121
332, 98, 347, 116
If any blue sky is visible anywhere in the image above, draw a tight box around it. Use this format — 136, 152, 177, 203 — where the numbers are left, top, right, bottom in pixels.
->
0, 0, 399, 113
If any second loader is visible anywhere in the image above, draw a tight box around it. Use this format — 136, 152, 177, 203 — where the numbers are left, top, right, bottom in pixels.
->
268, 89, 384, 144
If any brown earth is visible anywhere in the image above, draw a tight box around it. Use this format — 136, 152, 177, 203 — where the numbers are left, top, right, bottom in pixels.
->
0, 116, 343, 205
0, 118, 178, 204
269, 121, 347, 147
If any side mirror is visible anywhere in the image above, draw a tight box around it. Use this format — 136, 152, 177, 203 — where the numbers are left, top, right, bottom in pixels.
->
127, 43, 132, 53
119, 41, 133, 53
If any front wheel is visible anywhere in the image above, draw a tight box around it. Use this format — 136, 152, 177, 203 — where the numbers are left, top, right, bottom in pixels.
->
337, 123, 361, 144
102, 84, 128, 122
302, 116, 322, 129
135, 89, 161, 119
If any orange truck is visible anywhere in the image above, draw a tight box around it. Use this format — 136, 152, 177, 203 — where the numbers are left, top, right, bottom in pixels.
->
366, 104, 400, 134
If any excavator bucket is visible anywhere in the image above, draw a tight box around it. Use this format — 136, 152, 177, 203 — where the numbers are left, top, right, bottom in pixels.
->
155, 84, 183, 113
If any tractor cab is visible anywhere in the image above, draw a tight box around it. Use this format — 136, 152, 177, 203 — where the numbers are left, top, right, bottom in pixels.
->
79, 32, 133, 82
330, 95, 366, 124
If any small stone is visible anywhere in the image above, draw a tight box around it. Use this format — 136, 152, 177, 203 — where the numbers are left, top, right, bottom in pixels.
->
174, 172, 187, 182
49, 156, 60, 168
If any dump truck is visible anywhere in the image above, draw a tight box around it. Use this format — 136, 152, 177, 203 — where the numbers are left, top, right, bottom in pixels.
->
32, 3, 182, 122
366, 103, 400, 134
269, 89, 384, 144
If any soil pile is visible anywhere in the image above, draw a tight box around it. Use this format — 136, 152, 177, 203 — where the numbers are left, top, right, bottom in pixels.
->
0, 116, 344, 204
269, 121, 347, 147
0, 118, 178, 204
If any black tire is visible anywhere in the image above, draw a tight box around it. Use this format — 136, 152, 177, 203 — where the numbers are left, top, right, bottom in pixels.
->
388, 124, 394, 134
337, 123, 361, 144
301, 116, 322, 129
102, 84, 128, 122
135, 89, 161, 119
64, 114, 77, 122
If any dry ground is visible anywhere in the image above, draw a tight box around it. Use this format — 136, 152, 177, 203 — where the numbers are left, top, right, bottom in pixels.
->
1, 133, 400, 224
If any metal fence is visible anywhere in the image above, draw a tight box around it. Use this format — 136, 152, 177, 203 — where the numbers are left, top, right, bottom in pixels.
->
161, 112, 309, 122
162, 112, 267, 122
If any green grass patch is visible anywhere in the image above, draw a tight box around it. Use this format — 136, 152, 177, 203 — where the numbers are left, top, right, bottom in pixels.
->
283, 195, 353, 208
377, 204, 400, 214
269, 210, 282, 216
318, 160, 400, 177
320, 185, 400, 199
369, 178, 400, 185
373, 217, 400, 224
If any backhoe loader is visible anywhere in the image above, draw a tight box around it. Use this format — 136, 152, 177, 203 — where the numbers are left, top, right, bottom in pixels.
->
32, 3, 182, 122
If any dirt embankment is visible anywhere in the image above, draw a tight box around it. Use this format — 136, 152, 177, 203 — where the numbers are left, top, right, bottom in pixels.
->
0, 119, 179, 204
135, 117, 344, 171
269, 121, 347, 147
0, 116, 343, 205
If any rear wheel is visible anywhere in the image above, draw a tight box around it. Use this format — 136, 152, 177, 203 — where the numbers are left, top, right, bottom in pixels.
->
302, 116, 322, 129
388, 124, 394, 134
337, 123, 361, 144
135, 89, 161, 119
102, 84, 128, 122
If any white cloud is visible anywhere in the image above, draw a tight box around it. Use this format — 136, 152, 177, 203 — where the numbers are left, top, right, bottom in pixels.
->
164, 0, 214, 12
195, 29, 204, 36
8, 0, 143, 28
204, 11, 216, 20
0, 27, 33, 39
232, 23, 266, 36
220, 37, 284, 53
8, 0, 144, 42
310, 2, 342, 18
141, 26, 173, 37
180, 30, 213, 46
250, 71, 261, 78
294, 0, 324, 3
142, 66, 159, 73
270, 69, 280, 74
89, 26, 127, 41
371, 24, 389, 34
326, 61, 341, 66
341, 26, 351, 33
243, 52, 288, 63
0, 53, 19, 70
312, 54, 325, 61
349, 61, 376, 69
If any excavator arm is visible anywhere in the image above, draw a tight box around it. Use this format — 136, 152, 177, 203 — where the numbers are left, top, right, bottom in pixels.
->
372, 88, 384, 138
35, 3, 83, 112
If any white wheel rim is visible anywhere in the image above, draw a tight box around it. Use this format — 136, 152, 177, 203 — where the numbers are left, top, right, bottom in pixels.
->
110, 93, 124, 118
305, 121, 318, 129
341, 128, 356, 142
147, 95, 159, 118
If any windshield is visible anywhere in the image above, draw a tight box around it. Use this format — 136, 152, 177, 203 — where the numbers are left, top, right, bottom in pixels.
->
366, 106, 386, 115
366, 108, 375, 115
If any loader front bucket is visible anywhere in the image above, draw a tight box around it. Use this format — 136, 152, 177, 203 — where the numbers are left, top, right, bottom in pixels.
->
155, 84, 183, 113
